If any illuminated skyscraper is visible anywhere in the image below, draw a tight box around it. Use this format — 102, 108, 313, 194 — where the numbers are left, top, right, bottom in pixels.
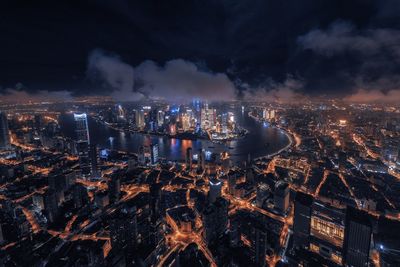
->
150, 143, 159, 164
181, 113, 191, 131
74, 113, 89, 143
269, 109, 275, 119
0, 112, 11, 150
262, 108, 269, 120
134, 109, 145, 130
157, 110, 165, 127
117, 104, 125, 119
74, 113, 91, 177
200, 104, 216, 130
169, 123, 177, 136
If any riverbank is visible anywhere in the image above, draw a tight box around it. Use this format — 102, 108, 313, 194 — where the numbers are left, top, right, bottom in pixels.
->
248, 111, 294, 160
94, 116, 249, 144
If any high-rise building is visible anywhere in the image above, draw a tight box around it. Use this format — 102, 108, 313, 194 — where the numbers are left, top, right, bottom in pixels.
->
229, 219, 240, 248
74, 113, 90, 143
108, 172, 121, 203
72, 184, 89, 209
197, 148, 205, 172
274, 181, 290, 213
150, 183, 162, 222
252, 227, 268, 267
181, 113, 191, 131
256, 183, 270, 208
116, 104, 125, 119
34, 114, 43, 130
208, 178, 222, 203
94, 191, 109, 208
202, 197, 229, 244
89, 143, 100, 178
0, 112, 11, 150
134, 109, 145, 130
44, 189, 59, 223
200, 104, 216, 130
74, 113, 91, 177
262, 108, 269, 120
246, 167, 255, 184
293, 191, 313, 248
110, 205, 138, 255
0, 223, 4, 245
157, 110, 164, 127
269, 109, 275, 120
309, 202, 346, 265
150, 143, 159, 164
185, 147, 193, 170
169, 123, 177, 135
138, 145, 146, 165
239, 213, 269, 267
228, 172, 237, 195
343, 207, 372, 267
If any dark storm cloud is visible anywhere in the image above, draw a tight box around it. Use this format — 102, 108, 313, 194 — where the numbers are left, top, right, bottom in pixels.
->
298, 21, 400, 57
87, 49, 236, 101
1, 0, 400, 101
298, 20, 400, 101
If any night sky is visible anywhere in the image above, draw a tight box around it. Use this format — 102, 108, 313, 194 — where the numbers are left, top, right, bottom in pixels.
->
1, 0, 400, 102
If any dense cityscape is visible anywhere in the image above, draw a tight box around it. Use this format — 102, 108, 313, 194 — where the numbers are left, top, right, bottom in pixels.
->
2, 1, 400, 266
0, 98, 399, 267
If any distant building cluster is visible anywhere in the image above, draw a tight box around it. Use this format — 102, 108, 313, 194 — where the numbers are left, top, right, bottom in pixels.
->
98, 102, 244, 141
0, 100, 399, 266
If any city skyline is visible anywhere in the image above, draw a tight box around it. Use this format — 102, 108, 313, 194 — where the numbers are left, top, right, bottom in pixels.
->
1, 1, 400, 267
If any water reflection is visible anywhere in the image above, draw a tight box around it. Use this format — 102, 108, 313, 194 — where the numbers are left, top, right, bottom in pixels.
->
59, 109, 289, 163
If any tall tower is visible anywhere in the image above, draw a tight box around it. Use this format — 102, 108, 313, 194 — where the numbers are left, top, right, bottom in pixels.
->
110, 205, 138, 256
0, 112, 11, 150
186, 147, 193, 170
343, 207, 372, 267
197, 148, 205, 172
74, 113, 91, 177
108, 172, 121, 203
253, 227, 267, 267
274, 181, 290, 213
150, 143, 159, 164
89, 144, 100, 178
134, 109, 145, 130
74, 113, 90, 143
208, 178, 222, 203
293, 191, 313, 248
202, 197, 229, 245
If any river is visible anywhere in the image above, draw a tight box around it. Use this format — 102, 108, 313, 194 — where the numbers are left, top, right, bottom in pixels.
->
59, 108, 290, 163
